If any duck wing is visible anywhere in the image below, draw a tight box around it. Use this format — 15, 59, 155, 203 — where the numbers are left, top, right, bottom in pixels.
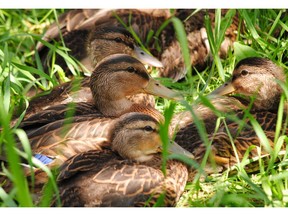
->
56, 149, 188, 207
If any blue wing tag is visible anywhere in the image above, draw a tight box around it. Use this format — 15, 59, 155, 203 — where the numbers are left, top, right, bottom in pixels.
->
34, 154, 54, 165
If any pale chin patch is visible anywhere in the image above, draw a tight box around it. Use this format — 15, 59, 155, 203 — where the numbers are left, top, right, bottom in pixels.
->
134, 154, 154, 162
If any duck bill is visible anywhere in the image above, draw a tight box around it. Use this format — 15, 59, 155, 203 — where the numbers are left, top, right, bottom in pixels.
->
133, 46, 163, 68
143, 78, 183, 101
210, 81, 236, 96
167, 141, 194, 159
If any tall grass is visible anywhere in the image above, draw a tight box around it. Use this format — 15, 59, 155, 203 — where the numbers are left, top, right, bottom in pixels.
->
0, 9, 63, 207
173, 9, 288, 207
0, 9, 287, 207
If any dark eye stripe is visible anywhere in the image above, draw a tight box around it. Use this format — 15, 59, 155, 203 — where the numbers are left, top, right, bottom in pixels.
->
233, 71, 255, 81
115, 37, 122, 43
130, 126, 157, 132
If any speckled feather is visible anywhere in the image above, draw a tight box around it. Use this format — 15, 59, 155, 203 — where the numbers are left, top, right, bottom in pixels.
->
55, 149, 188, 207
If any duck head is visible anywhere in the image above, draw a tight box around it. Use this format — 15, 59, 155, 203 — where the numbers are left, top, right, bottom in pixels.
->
211, 57, 286, 111
90, 54, 182, 117
108, 112, 194, 162
87, 25, 163, 68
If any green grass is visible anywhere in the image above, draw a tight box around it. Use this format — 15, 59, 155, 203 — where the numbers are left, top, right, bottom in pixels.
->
0, 9, 287, 207
172, 9, 288, 207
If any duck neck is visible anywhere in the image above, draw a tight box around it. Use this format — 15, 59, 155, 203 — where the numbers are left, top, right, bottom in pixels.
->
96, 97, 133, 117
95, 95, 164, 122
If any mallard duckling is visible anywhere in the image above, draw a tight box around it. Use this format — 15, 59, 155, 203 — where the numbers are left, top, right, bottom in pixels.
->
53, 112, 193, 207
172, 57, 287, 174
16, 54, 181, 166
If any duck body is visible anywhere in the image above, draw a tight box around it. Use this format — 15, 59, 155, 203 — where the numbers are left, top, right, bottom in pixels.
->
26, 114, 111, 165
159, 9, 240, 80
21, 77, 91, 121
175, 108, 287, 174
55, 149, 188, 207
172, 96, 246, 147
53, 112, 191, 207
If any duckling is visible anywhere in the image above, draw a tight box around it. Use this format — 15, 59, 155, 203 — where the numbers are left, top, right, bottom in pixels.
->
15, 54, 181, 166
172, 57, 287, 174
53, 112, 193, 207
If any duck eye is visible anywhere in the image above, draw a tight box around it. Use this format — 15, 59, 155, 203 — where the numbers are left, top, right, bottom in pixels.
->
127, 66, 136, 73
115, 37, 123, 43
241, 69, 249, 77
143, 125, 154, 132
